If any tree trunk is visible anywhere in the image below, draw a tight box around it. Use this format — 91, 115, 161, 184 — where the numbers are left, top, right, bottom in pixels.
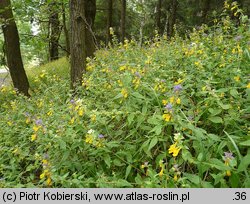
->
156, 0, 162, 33
201, 0, 211, 24
70, 0, 86, 88
168, 0, 178, 37
0, 0, 30, 96
121, 0, 126, 43
62, 2, 70, 57
49, 1, 61, 61
85, 0, 96, 58
106, 0, 113, 45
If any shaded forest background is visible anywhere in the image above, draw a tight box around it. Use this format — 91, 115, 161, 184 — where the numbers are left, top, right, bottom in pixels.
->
1, 0, 249, 68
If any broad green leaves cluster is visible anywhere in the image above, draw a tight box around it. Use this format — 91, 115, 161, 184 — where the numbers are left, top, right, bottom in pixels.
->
0, 15, 250, 187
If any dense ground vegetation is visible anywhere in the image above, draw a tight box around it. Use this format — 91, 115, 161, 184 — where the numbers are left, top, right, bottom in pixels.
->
1, 13, 250, 187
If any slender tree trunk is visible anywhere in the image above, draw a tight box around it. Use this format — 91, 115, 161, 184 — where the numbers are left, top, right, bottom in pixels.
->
121, 0, 126, 43
156, 0, 162, 33
168, 0, 178, 37
85, 0, 96, 58
62, 2, 70, 57
0, 0, 30, 96
49, 1, 61, 61
106, 0, 113, 45
70, 0, 86, 88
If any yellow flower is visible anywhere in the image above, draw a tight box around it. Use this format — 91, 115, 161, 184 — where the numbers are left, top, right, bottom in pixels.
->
91, 114, 96, 122
170, 96, 175, 104
121, 88, 128, 99
26, 118, 31, 124
69, 117, 75, 124
162, 113, 171, 122
159, 168, 164, 177
174, 79, 183, 85
162, 100, 167, 106
12, 148, 18, 154
85, 134, 94, 144
40, 173, 45, 179
33, 125, 40, 132
246, 83, 250, 89
31, 134, 37, 141
42, 159, 48, 165
168, 142, 181, 157
46, 177, 52, 186
7, 121, 13, 126
176, 98, 181, 105
234, 76, 240, 82
78, 108, 84, 116
173, 174, 178, 181
47, 110, 53, 116
226, 170, 231, 177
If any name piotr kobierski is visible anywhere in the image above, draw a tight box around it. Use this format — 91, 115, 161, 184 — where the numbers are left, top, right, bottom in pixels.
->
19, 191, 89, 201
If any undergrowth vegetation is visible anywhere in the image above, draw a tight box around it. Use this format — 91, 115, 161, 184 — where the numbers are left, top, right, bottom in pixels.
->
1, 8, 250, 187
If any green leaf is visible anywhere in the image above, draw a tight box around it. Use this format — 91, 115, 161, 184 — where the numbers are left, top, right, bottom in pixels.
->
103, 154, 111, 168
125, 165, 132, 179
208, 116, 223, 123
208, 108, 222, 116
238, 152, 250, 172
116, 179, 133, 187
59, 140, 66, 150
113, 159, 123, 167
147, 116, 160, 125
184, 173, 201, 185
132, 92, 145, 99
239, 140, 250, 146
206, 158, 230, 171
218, 103, 231, 110
127, 114, 135, 125
149, 125, 162, 135
230, 89, 238, 98
148, 137, 158, 152
229, 172, 239, 188
142, 105, 147, 115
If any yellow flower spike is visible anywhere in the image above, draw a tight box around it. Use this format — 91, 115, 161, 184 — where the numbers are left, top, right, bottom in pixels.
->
31, 134, 37, 141
33, 125, 40, 132
246, 83, 250, 89
174, 79, 183, 85
162, 100, 167, 106
42, 159, 48, 165
91, 114, 96, 122
162, 113, 171, 122
46, 177, 52, 186
26, 118, 31, 124
226, 170, 231, 177
121, 88, 128, 99
170, 97, 175, 104
7, 121, 13, 126
47, 110, 53, 116
69, 117, 75, 124
176, 98, 181, 105
85, 134, 94, 144
12, 148, 18, 154
168, 142, 181, 157
173, 174, 178, 182
159, 168, 164, 177
40, 173, 45, 179
78, 108, 84, 116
